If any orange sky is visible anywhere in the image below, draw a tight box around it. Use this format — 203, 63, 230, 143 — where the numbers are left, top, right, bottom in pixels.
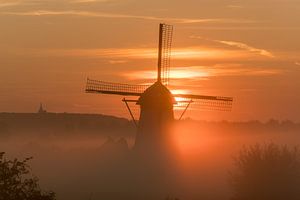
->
0, 0, 300, 121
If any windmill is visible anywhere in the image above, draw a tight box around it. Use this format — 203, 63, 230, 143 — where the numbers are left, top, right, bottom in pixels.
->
86, 24, 233, 152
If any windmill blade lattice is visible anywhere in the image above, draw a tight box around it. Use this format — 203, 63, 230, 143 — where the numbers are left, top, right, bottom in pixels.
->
86, 78, 149, 97
173, 94, 233, 111
159, 24, 173, 86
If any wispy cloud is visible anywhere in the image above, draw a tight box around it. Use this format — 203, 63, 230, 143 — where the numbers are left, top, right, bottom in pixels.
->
0, 10, 254, 24
108, 60, 127, 64
124, 67, 210, 80
0, 0, 110, 8
71, 0, 111, 3
216, 40, 274, 58
19, 47, 251, 61
191, 36, 274, 58
207, 65, 281, 76
0, 0, 41, 8
0, 2, 19, 8
187, 26, 300, 31
124, 65, 282, 82
227, 5, 244, 9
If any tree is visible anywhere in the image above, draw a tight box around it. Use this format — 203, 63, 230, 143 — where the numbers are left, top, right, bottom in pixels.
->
0, 152, 56, 200
229, 143, 300, 200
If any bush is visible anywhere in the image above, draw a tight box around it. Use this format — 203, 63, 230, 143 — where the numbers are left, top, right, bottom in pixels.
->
0, 152, 55, 200
229, 143, 300, 200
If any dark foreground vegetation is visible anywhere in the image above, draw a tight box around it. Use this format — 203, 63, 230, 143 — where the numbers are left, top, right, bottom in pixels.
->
1, 113, 300, 199
2, 143, 300, 200
0, 152, 56, 200
230, 143, 300, 200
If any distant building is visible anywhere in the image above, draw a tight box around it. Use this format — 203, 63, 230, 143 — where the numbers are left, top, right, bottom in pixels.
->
38, 103, 47, 114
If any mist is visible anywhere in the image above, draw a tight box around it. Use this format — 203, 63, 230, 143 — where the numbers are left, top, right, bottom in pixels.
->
1, 113, 299, 200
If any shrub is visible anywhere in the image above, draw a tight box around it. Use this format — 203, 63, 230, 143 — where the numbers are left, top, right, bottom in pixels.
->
0, 152, 55, 200
229, 143, 300, 200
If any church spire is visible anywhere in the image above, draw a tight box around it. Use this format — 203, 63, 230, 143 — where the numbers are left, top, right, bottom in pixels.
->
38, 103, 47, 114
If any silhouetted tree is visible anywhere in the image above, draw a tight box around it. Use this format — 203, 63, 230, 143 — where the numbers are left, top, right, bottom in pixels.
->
0, 152, 56, 200
229, 143, 300, 200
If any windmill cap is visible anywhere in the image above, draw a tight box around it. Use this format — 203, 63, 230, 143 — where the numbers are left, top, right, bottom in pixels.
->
137, 81, 176, 106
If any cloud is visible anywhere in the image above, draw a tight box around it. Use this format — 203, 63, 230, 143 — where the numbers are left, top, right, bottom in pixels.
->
0, 10, 254, 24
124, 67, 210, 81
0, 0, 43, 8
0, 2, 19, 8
18, 47, 251, 61
295, 62, 300, 66
204, 65, 281, 76
208, 65, 281, 76
216, 40, 274, 58
108, 60, 127, 64
188, 26, 300, 31
227, 5, 244, 9
71, 0, 111, 3
0, 1, 39, 8
123, 65, 282, 82
0, 0, 110, 8
191, 36, 274, 58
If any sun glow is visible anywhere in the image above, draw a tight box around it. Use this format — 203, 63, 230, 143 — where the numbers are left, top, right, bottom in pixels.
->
171, 48, 227, 59
171, 123, 206, 155
171, 122, 221, 157
94, 47, 229, 60
171, 68, 210, 79
171, 89, 189, 95
125, 67, 211, 80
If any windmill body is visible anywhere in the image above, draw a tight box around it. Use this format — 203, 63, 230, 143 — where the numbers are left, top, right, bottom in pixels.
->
85, 23, 233, 153
135, 81, 175, 153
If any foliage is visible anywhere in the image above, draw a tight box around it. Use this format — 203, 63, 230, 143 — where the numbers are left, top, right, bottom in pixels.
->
0, 152, 55, 200
230, 143, 300, 200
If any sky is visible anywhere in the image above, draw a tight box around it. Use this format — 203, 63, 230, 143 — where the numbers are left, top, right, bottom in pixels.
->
0, 0, 299, 121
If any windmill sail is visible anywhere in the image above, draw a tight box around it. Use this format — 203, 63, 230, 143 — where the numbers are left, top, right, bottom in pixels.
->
173, 93, 233, 111
173, 93, 233, 102
86, 78, 148, 96
157, 23, 173, 86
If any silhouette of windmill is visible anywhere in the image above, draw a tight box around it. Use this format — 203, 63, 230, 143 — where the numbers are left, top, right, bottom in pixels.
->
86, 24, 233, 151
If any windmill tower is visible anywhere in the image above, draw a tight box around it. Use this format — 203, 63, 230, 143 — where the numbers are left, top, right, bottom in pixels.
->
86, 24, 233, 153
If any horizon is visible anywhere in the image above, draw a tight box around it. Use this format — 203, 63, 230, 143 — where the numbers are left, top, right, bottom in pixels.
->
1, 110, 299, 124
